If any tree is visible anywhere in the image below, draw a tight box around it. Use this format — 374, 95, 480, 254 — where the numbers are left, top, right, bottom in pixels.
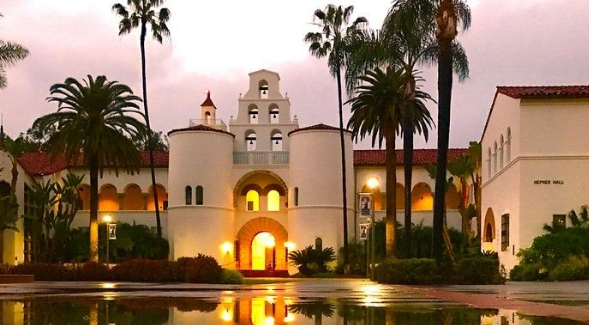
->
33, 75, 147, 262
0, 13, 29, 89
113, 0, 171, 239
432, 0, 471, 263
304, 4, 366, 268
347, 66, 411, 258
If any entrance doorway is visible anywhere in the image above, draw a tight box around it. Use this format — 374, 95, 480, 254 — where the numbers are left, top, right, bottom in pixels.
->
251, 232, 275, 270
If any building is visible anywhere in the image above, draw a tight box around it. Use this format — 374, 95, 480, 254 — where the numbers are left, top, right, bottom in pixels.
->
481, 86, 589, 271
3, 69, 467, 273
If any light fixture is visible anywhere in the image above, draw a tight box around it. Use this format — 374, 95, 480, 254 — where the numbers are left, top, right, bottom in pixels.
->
367, 177, 379, 189
221, 241, 233, 255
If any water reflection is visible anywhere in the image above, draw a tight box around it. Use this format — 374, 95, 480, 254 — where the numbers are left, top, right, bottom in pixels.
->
0, 296, 584, 324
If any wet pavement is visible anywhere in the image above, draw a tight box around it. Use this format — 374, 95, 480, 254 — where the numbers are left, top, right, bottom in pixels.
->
0, 279, 588, 323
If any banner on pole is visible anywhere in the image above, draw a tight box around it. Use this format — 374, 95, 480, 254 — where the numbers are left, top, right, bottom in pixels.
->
359, 223, 369, 240
108, 224, 116, 240
359, 193, 372, 217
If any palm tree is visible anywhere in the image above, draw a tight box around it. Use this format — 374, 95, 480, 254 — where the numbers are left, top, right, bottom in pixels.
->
304, 4, 366, 268
33, 75, 147, 262
0, 14, 29, 89
112, 0, 170, 239
347, 66, 409, 258
432, 0, 471, 263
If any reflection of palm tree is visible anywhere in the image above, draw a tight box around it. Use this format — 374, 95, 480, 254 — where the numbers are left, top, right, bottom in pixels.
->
304, 4, 366, 268
112, 0, 171, 239
33, 75, 147, 262
289, 300, 335, 325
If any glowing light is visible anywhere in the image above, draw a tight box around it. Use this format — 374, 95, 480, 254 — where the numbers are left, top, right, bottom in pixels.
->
221, 308, 233, 322
367, 177, 379, 189
284, 314, 295, 323
264, 316, 275, 325
100, 283, 116, 289
265, 236, 275, 248
221, 241, 233, 254
284, 241, 295, 250
103, 215, 112, 223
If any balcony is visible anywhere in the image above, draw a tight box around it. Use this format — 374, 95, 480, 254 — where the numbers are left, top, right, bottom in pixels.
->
233, 151, 289, 165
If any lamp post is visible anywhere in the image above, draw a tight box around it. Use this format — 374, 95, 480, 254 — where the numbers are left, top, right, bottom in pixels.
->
103, 215, 113, 268
367, 178, 379, 280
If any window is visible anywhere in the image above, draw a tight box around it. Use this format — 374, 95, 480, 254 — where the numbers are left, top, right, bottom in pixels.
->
185, 186, 192, 205
552, 214, 566, 230
195, 186, 204, 205
259, 80, 269, 99
499, 135, 504, 169
270, 106, 279, 124
294, 187, 299, 206
506, 127, 512, 162
271, 132, 283, 151
246, 132, 257, 151
315, 237, 322, 252
501, 214, 510, 251
267, 190, 280, 211
487, 148, 492, 178
493, 141, 498, 175
246, 190, 259, 211
249, 105, 259, 124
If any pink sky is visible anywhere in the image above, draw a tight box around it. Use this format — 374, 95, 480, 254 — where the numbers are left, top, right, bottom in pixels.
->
0, 0, 585, 149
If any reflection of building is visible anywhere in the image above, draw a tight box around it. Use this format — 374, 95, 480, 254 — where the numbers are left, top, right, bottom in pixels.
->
481, 86, 589, 272
1, 69, 467, 272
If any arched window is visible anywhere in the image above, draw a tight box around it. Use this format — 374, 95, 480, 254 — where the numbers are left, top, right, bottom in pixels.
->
506, 127, 512, 163
487, 148, 492, 178
269, 105, 279, 124
271, 132, 283, 151
245, 132, 257, 151
315, 237, 322, 252
294, 187, 299, 206
499, 135, 504, 169
204, 111, 211, 123
259, 80, 269, 99
196, 185, 204, 205
267, 190, 280, 211
493, 141, 498, 175
248, 105, 259, 124
246, 190, 259, 211
185, 186, 192, 205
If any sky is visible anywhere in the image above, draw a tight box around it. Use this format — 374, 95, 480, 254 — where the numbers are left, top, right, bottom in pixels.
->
1, 0, 587, 150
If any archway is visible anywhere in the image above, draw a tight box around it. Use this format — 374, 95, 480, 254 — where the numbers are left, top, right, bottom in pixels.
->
251, 232, 275, 270
236, 217, 288, 270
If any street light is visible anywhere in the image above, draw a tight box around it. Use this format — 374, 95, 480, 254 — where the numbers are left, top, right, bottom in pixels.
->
367, 177, 378, 280
103, 215, 114, 268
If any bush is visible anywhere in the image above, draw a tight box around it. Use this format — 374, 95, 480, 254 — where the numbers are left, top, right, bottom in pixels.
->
220, 269, 244, 284
547, 256, 589, 281
110, 259, 174, 282
456, 254, 505, 284
509, 263, 546, 281
289, 245, 336, 277
10, 263, 71, 281
176, 255, 222, 283
375, 258, 440, 284
71, 262, 110, 281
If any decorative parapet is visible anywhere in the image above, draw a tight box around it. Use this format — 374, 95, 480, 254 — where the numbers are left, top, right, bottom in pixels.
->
233, 151, 289, 165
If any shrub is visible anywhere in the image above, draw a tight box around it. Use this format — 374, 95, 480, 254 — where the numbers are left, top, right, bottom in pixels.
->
375, 258, 440, 284
220, 269, 244, 284
176, 254, 222, 283
110, 259, 174, 282
509, 263, 546, 281
71, 262, 110, 281
289, 245, 336, 277
547, 256, 589, 281
457, 254, 505, 284
9, 263, 71, 281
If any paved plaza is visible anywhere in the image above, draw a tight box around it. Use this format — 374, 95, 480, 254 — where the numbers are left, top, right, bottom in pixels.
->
0, 279, 588, 323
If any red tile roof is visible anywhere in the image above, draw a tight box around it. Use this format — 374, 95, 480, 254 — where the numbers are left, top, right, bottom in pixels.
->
167, 124, 235, 137
497, 86, 589, 99
200, 90, 216, 108
288, 123, 352, 136
18, 151, 170, 176
354, 148, 468, 166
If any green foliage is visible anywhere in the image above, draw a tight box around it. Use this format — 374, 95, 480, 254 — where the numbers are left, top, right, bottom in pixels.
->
220, 269, 244, 284
9, 262, 71, 281
176, 254, 223, 283
512, 205, 589, 281
289, 245, 336, 277
375, 258, 440, 284
455, 252, 505, 284
337, 242, 366, 275
110, 259, 174, 282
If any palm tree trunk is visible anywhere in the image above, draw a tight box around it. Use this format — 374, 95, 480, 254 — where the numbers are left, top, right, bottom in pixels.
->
385, 128, 397, 259
335, 70, 349, 269
403, 117, 413, 258
433, 36, 453, 263
89, 160, 99, 262
140, 22, 162, 239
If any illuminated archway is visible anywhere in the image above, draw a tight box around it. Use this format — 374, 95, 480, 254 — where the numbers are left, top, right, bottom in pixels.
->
236, 217, 288, 270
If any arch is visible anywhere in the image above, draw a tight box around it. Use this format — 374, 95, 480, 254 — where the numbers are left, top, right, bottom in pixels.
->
269, 103, 279, 124
487, 147, 492, 178
506, 127, 512, 163
258, 80, 269, 99
233, 170, 288, 208
99, 184, 119, 211
185, 186, 193, 205
267, 190, 280, 211
411, 182, 433, 211
248, 104, 259, 124
245, 131, 257, 151
78, 184, 91, 210
493, 141, 498, 174
396, 183, 405, 211
122, 183, 143, 210
237, 217, 288, 270
262, 184, 286, 196
445, 184, 460, 210
246, 190, 260, 211
499, 135, 505, 169
195, 185, 204, 205
483, 208, 496, 242
270, 130, 283, 151
240, 184, 263, 196
147, 184, 167, 211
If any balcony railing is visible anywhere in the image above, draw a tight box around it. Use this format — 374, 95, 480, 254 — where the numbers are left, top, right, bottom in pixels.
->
233, 151, 289, 165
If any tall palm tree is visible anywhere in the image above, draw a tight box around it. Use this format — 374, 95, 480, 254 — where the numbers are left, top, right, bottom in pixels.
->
347, 66, 409, 258
0, 14, 29, 89
112, 0, 170, 239
33, 75, 147, 262
304, 4, 366, 268
432, 0, 471, 262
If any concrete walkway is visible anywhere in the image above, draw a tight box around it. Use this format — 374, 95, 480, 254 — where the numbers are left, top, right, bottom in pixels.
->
0, 279, 588, 323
